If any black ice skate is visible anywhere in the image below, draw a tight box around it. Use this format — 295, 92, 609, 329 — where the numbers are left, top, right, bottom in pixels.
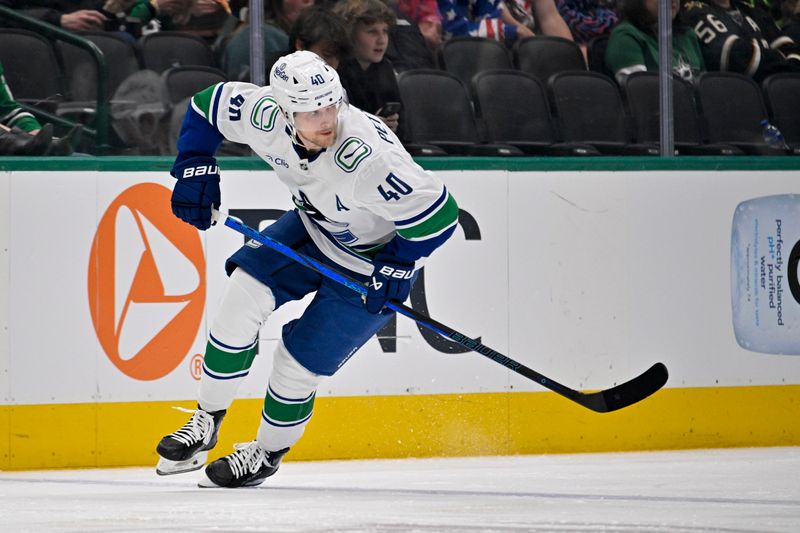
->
155, 406, 226, 475
199, 441, 289, 488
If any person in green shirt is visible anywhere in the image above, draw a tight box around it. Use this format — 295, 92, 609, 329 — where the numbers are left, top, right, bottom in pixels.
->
604, 0, 705, 85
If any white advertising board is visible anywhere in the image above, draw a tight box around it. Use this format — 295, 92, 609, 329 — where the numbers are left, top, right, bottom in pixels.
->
1, 168, 799, 406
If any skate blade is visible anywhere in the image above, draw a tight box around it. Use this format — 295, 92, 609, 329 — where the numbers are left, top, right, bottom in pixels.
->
156, 451, 209, 476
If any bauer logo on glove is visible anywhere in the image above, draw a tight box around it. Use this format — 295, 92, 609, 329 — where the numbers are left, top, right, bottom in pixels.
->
170, 155, 221, 231
365, 253, 415, 314
181, 164, 219, 179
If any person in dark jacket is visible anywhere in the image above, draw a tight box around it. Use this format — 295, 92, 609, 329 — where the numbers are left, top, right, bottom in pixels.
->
334, 0, 402, 135
683, 0, 800, 81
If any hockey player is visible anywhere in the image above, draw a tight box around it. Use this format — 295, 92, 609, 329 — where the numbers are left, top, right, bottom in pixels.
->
683, 0, 800, 81
155, 51, 459, 488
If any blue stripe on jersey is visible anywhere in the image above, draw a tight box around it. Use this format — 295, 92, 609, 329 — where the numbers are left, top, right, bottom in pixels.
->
395, 186, 448, 227
174, 102, 224, 163
382, 223, 458, 263
209, 332, 258, 352
210, 82, 225, 129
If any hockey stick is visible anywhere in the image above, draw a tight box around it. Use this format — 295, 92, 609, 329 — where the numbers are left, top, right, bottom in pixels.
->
212, 210, 668, 413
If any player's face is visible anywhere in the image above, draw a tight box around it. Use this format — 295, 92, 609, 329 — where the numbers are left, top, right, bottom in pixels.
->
294, 104, 339, 150
353, 22, 389, 66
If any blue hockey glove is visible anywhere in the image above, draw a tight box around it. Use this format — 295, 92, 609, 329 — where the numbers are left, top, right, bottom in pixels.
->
170, 155, 221, 230
366, 253, 415, 314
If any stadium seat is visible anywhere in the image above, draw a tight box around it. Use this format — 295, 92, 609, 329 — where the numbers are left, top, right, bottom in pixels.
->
624, 72, 741, 155
397, 69, 522, 156
514, 36, 586, 84
441, 37, 512, 88
548, 71, 657, 155
761, 72, 800, 149
695, 72, 790, 155
140, 32, 216, 73
471, 69, 598, 155
57, 32, 142, 102
0, 29, 64, 111
161, 66, 227, 108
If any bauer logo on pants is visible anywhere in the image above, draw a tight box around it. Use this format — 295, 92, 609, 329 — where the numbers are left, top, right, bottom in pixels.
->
88, 183, 206, 380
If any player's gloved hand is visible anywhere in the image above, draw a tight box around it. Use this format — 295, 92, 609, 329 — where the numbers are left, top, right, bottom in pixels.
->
365, 253, 415, 314
170, 155, 221, 230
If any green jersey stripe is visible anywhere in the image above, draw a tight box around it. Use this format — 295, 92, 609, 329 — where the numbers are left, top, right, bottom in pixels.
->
191, 83, 220, 122
263, 387, 316, 423
396, 193, 458, 240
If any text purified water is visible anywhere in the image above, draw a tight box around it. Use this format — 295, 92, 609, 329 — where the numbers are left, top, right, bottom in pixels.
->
731, 194, 800, 354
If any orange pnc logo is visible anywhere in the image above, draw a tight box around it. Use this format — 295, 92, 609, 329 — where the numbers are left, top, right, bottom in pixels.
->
88, 183, 206, 380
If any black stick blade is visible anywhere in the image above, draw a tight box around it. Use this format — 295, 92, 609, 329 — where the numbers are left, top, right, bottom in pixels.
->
576, 362, 669, 413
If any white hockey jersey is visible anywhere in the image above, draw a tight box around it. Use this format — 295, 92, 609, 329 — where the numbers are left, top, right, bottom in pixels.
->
187, 82, 459, 276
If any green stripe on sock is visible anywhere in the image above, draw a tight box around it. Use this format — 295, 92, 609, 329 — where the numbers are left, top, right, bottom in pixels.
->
203, 341, 258, 375
264, 388, 316, 424
397, 193, 459, 240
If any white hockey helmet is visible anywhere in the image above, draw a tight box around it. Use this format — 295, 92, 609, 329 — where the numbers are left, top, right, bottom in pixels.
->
269, 51, 344, 131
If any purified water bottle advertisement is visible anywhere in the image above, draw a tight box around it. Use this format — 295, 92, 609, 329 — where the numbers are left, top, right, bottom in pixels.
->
731, 194, 800, 354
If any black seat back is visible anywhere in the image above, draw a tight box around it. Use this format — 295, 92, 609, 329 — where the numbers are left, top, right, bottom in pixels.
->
140, 32, 216, 73
472, 69, 556, 144
0, 28, 64, 105
515, 36, 586, 84
57, 32, 141, 101
549, 71, 628, 144
162, 66, 227, 107
624, 72, 702, 145
441, 37, 512, 87
762, 73, 800, 145
397, 69, 479, 145
696, 72, 768, 144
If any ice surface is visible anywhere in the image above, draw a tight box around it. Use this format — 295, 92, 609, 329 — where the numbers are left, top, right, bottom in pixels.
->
1, 447, 798, 532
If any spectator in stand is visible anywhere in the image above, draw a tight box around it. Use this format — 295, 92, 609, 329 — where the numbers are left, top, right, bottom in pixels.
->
131, 0, 237, 41
0, 0, 110, 31
506, 0, 575, 40
222, 0, 315, 80
437, 0, 571, 45
265, 0, 316, 34
334, 0, 403, 134
438, 0, 536, 44
394, 0, 444, 49
605, 0, 705, 85
781, 0, 800, 41
682, 0, 800, 82
0, 0, 165, 37
557, 0, 619, 51
265, 5, 351, 74
384, 1, 439, 71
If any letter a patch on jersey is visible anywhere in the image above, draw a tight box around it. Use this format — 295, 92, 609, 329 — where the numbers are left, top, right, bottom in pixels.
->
335, 137, 371, 173
335, 195, 350, 211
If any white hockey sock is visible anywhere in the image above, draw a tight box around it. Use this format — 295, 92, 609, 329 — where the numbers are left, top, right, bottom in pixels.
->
198, 268, 275, 413
256, 340, 323, 452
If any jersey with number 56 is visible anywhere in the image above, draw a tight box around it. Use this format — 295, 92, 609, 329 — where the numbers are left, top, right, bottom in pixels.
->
179, 81, 459, 276
683, 0, 800, 80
